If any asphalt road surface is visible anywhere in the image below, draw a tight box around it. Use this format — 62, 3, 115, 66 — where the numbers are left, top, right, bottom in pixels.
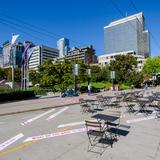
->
0, 103, 160, 160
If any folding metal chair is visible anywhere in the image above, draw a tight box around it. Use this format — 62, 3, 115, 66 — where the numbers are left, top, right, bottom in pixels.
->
104, 111, 121, 140
96, 95, 105, 108
85, 120, 106, 146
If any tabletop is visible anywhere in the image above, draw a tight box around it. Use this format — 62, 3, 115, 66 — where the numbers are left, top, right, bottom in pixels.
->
92, 113, 119, 122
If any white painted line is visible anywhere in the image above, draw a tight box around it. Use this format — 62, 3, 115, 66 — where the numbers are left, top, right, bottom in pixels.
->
21, 109, 55, 126
126, 115, 156, 124
24, 127, 86, 142
58, 121, 85, 128
21, 115, 34, 120
46, 107, 69, 121
0, 133, 24, 151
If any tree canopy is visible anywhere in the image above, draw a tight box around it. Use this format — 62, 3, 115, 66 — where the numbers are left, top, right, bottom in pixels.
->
143, 57, 160, 74
109, 54, 137, 83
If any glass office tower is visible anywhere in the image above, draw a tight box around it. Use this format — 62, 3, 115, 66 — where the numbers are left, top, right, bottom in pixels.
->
57, 38, 70, 58
104, 12, 150, 57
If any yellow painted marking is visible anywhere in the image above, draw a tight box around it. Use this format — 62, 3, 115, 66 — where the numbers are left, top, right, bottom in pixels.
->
0, 126, 75, 157
0, 141, 35, 157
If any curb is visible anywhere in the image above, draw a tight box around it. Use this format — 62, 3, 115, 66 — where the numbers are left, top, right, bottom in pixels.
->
0, 102, 79, 117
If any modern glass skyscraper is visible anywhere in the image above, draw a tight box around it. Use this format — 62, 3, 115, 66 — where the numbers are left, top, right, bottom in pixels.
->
2, 41, 24, 68
57, 38, 70, 57
104, 12, 150, 57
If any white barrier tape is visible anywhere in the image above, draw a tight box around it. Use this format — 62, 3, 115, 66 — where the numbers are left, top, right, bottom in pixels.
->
126, 115, 156, 124
58, 121, 85, 128
24, 128, 86, 142
46, 107, 68, 121
21, 109, 55, 126
0, 133, 24, 151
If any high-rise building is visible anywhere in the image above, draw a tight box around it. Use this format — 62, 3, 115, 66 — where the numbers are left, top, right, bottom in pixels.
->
55, 45, 97, 65
2, 41, 10, 67
104, 12, 150, 57
57, 38, 70, 57
2, 41, 24, 68
29, 45, 59, 70
0, 47, 3, 67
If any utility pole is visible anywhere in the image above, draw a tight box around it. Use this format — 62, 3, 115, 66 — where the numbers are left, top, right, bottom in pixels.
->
10, 34, 19, 89
11, 47, 14, 89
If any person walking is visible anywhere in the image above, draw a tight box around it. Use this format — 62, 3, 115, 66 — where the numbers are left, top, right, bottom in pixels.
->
88, 84, 91, 95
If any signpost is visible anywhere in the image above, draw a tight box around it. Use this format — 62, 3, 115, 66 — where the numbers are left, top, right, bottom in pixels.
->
87, 69, 91, 85
73, 64, 78, 95
110, 71, 115, 91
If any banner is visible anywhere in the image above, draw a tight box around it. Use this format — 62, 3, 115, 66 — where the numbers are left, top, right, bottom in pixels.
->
11, 34, 19, 46
27, 48, 34, 62
21, 41, 32, 65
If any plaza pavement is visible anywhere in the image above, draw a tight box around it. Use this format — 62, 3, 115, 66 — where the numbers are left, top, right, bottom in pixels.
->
0, 87, 158, 116
0, 102, 159, 160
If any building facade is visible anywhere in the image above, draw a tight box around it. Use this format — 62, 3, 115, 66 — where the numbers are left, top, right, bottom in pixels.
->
104, 12, 150, 57
98, 51, 146, 71
0, 47, 3, 67
2, 41, 10, 68
29, 45, 59, 70
57, 38, 70, 58
2, 41, 23, 68
55, 45, 97, 65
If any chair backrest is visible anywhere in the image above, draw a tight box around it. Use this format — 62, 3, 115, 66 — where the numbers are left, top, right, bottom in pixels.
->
79, 98, 84, 103
96, 95, 104, 101
85, 120, 102, 131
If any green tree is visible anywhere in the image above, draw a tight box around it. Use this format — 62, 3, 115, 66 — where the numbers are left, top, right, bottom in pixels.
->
7, 68, 21, 82
109, 54, 137, 83
96, 65, 110, 82
89, 65, 101, 82
29, 70, 40, 85
39, 60, 56, 88
76, 60, 88, 84
53, 59, 73, 92
143, 57, 160, 74
0, 68, 5, 80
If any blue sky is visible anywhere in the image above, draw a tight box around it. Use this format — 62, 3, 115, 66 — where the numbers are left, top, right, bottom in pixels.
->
0, 0, 159, 56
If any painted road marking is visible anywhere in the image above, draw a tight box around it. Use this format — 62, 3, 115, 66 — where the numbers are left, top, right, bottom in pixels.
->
24, 127, 86, 142
0, 133, 24, 152
0, 141, 34, 157
46, 107, 69, 121
126, 115, 156, 124
21, 108, 55, 125
58, 121, 85, 128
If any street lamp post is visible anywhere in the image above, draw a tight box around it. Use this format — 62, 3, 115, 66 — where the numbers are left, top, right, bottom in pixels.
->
10, 34, 19, 89
10, 46, 15, 89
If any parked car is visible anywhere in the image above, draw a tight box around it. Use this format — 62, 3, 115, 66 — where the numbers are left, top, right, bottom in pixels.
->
61, 89, 78, 97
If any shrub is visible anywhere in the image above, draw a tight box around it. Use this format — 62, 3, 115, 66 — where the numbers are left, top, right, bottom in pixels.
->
0, 90, 35, 102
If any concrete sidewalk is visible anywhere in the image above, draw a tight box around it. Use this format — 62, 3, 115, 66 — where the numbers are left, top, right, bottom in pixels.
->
0, 93, 98, 116
0, 87, 156, 116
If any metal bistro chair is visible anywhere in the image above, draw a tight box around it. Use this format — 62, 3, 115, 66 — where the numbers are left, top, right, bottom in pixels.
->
104, 111, 121, 141
96, 95, 106, 108
85, 120, 107, 148
79, 98, 92, 113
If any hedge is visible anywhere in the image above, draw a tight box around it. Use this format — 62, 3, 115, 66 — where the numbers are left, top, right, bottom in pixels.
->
0, 90, 35, 102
